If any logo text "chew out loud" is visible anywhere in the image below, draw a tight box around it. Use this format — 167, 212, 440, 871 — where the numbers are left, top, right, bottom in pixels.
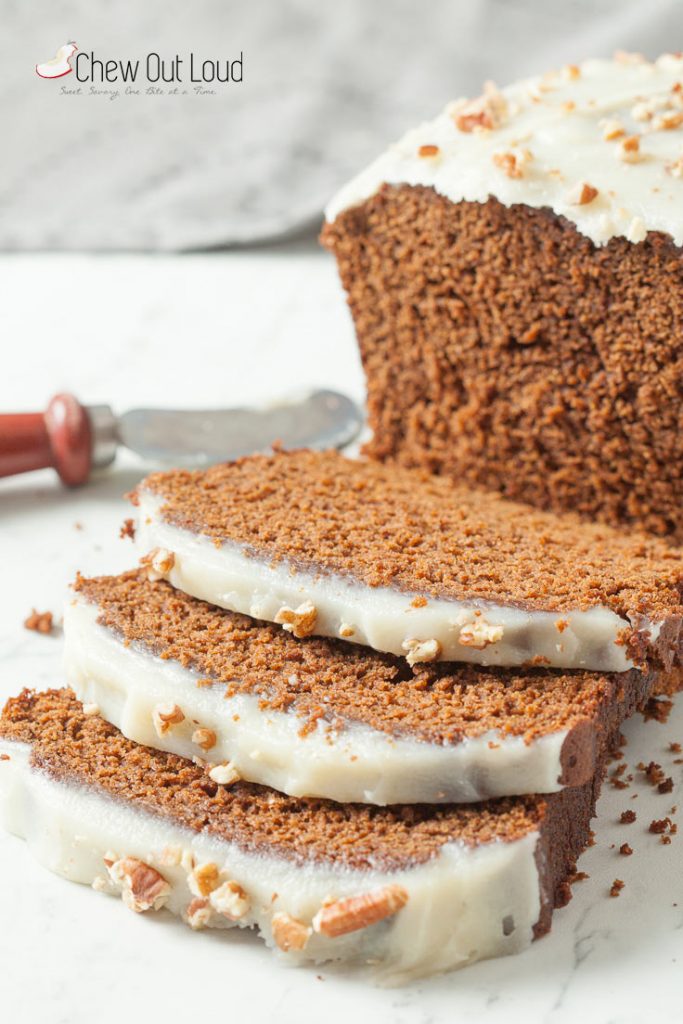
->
73, 51, 243, 84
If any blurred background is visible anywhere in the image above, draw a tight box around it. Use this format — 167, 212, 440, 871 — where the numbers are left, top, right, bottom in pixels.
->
3, 0, 683, 251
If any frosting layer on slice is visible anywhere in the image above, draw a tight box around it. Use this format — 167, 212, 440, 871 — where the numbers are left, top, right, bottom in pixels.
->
65, 572, 653, 804
131, 450, 683, 671
0, 689, 599, 982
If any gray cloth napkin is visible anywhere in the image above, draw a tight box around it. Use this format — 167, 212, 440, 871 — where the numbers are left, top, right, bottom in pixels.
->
3, 0, 681, 250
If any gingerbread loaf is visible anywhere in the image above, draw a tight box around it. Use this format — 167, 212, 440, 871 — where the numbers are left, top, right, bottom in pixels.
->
322, 54, 683, 541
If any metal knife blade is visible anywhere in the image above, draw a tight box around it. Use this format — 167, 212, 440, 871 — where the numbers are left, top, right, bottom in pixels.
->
114, 389, 363, 468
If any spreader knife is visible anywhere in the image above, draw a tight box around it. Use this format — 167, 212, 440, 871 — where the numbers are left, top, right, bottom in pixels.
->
0, 391, 363, 486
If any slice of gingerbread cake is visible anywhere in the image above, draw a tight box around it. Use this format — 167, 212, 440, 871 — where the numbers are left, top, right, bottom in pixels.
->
0, 688, 609, 982
321, 54, 683, 541
130, 450, 683, 673
65, 570, 656, 805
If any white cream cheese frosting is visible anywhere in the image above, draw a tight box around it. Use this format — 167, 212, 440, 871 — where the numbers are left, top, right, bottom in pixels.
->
63, 598, 568, 804
0, 738, 543, 983
325, 53, 683, 247
135, 490, 637, 672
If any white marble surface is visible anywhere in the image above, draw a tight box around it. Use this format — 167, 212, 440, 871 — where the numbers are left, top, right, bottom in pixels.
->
0, 248, 681, 1023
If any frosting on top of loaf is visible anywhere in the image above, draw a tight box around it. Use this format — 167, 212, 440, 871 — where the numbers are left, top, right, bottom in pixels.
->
325, 53, 683, 247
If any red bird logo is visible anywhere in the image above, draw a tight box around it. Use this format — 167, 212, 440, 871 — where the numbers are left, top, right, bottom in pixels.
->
36, 42, 78, 79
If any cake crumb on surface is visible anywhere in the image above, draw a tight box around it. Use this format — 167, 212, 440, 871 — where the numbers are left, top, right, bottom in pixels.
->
635, 761, 674, 793
609, 763, 631, 789
649, 817, 677, 836
637, 760, 666, 785
642, 698, 674, 724
119, 518, 136, 541
23, 609, 54, 635
620, 809, 637, 824
610, 879, 625, 897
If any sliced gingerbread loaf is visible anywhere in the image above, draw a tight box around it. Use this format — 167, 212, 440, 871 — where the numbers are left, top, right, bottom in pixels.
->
0, 688, 608, 981
130, 450, 683, 672
65, 570, 656, 805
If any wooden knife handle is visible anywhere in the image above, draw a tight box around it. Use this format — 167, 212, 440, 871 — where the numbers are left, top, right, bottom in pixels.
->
0, 393, 92, 486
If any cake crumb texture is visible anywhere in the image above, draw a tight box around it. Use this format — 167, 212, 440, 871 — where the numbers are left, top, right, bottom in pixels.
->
322, 188, 683, 542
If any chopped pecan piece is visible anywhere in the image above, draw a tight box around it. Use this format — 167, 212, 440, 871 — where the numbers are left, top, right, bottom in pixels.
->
104, 854, 171, 913
617, 135, 641, 163
274, 600, 318, 638
401, 637, 442, 666
140, 547, 175, 582
313, 884, 408, 938
189, 862, 221, 897
654, 110, 683, 130
152, 702, 185, 737
566, 181, 598, 206
272, 912, 312, 951
601, 119, 625, 140
208, 762, 240, 786
210, 880, 250, 919
452, 81, 508, 132
459, 619, 504, 649
492, 149, 532, 179
187, 897, 212, 929
192, 727, 217, 752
